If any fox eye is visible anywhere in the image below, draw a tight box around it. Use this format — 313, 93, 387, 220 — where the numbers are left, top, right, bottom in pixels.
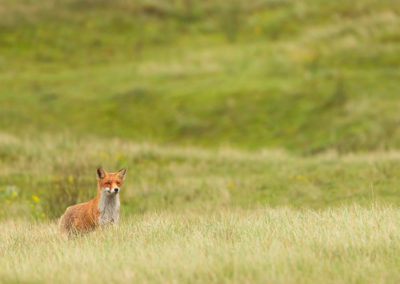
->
105, 182, 111, 186
117, 182, 121, 185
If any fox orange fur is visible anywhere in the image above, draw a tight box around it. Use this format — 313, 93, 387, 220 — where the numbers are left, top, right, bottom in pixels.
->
58, 167, 127, 234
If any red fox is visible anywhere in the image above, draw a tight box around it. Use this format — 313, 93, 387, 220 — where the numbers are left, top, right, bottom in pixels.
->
58, 167, 127, 234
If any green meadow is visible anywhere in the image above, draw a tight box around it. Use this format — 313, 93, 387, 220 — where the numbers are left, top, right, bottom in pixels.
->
1, 0, 400, 283
1, 0, 400, 152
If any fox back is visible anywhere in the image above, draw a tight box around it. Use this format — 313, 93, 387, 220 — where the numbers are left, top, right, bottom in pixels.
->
58, 167, 127, 234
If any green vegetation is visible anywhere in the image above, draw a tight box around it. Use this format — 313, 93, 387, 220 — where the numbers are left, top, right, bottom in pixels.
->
1, 134, 400, 220
1, 0, 400, 153
2, 1, 400, 282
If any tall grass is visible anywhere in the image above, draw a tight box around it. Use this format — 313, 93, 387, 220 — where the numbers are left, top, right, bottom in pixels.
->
1, 205, 400, 283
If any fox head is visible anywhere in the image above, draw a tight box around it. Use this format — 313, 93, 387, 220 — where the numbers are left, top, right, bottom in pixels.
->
96, 167, 127, 196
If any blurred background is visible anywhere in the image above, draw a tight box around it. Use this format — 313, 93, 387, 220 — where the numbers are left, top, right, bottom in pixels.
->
1, 0, 400, 219
1, 0, 400, 153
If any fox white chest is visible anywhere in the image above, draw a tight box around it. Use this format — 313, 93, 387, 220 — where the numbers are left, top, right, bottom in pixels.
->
98, 193, 120, 226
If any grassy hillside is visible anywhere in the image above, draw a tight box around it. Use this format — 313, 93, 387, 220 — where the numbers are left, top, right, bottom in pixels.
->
2, 206, 400, 283
1, 0, 400, 153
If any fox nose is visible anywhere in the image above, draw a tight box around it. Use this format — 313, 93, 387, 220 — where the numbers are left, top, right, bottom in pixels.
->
114, 188, 119, 193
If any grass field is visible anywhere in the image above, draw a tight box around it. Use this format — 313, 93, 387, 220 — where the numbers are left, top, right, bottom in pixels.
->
1, 135, 400, 282
2, 0, 400, 282
2, 133, 400, 219
2, 206, 400, 283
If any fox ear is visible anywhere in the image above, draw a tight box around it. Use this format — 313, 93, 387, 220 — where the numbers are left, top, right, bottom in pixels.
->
118, 168, 127, 180
96, 167, 107, 180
